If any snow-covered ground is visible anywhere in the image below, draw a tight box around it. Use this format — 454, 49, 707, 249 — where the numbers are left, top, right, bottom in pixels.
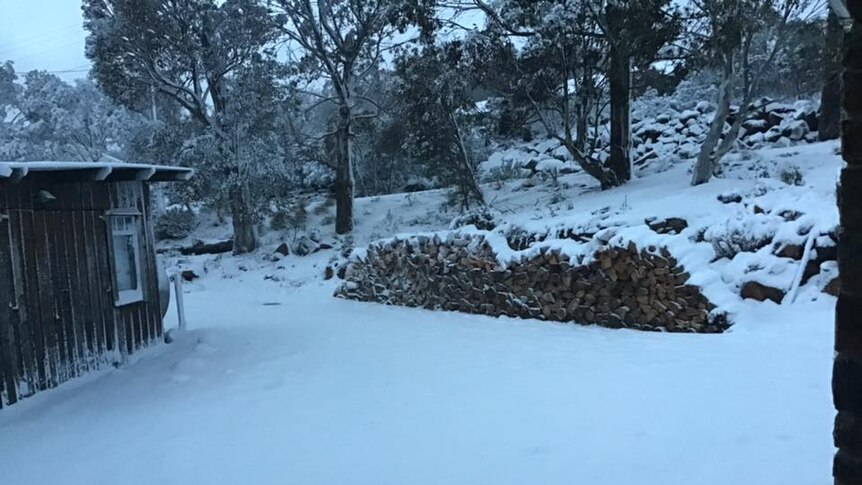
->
0, 142, 841, 484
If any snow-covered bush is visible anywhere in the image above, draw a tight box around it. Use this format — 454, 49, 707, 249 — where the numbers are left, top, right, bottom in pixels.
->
482, 160, 524, 187
778, 165, 804, 186
155, 208, 196, 240
449, 208, 498, 231
704, 218, 776, 260
270, 198, 308, 233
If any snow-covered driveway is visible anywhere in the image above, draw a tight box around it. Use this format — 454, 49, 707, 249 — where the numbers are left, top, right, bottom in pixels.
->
0, 277, 834, 485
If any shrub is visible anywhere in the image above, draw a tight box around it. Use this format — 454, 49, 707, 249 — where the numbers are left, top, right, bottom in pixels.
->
482, 160, 523, 185
155, 208, 196, 240
778, 165, 804, 186
270, 198, 308, 233
705, 224, 774, 260
450, 208, 498, 231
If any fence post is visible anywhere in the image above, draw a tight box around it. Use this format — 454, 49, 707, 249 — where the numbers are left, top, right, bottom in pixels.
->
172, 274, 187, 331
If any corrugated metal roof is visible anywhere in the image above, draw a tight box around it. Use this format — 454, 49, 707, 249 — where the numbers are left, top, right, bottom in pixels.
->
0, 161, 194, 183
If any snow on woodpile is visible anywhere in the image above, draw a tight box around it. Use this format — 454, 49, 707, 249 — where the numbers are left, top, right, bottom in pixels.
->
336, 232, 728, 333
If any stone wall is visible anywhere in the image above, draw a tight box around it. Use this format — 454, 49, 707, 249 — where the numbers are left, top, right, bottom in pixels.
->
336, 234, 728, 333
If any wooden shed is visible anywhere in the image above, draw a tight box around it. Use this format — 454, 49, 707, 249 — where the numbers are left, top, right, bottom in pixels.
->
0, 161, 193, 408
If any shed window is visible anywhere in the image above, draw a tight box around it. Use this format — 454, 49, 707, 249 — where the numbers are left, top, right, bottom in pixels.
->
109, 212, 143, 306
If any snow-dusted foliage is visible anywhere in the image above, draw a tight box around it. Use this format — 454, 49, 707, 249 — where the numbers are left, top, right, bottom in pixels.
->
0, 66, 148, 162
1, 0, 830, 244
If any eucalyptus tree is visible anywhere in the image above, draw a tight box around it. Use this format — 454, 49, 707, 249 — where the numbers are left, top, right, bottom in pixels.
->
265, 0, 435, 234
396, 40, 485, 209
688, 0, 817, 186
448, 0, 677, 188
83, 0, 281, 253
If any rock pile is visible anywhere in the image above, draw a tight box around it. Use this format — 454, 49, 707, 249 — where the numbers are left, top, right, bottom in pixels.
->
336, 234, 728, 333
631, 99, 818, 167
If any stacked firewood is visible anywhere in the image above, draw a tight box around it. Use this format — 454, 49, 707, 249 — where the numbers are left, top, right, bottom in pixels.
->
337, 234, 727, 333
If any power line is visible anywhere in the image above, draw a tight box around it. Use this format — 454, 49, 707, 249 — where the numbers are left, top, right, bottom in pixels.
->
0, 25, 84, 56
45, 65, 91, 75
0, 23, 81, 47
2, 40, 87, 65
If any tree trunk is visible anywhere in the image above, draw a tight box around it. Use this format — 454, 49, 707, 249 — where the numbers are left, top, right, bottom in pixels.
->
228, 182, 257, 254
608, 42, 632, 184
711, 101, 748, 164
821, 10, 843, 141
834, 10, 862, 485
451, 113, 485, 209
692, 58, 733, 186
559, 139, 617, 189
334, 105, 354, 235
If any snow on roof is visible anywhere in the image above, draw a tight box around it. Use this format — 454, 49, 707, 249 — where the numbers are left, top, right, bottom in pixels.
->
0, 161, 194, 183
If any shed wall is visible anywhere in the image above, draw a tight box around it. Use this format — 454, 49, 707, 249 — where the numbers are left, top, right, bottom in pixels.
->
0, 178, 164, 408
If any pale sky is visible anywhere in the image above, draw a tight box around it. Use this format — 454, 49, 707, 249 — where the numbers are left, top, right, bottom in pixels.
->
0, 0, 90, 81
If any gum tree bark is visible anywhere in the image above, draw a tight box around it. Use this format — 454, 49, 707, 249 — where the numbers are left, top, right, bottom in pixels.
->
607, 4, 632, 184
334, 105, 354, 235
834, 2, 862, 483
823, 10, 844, 142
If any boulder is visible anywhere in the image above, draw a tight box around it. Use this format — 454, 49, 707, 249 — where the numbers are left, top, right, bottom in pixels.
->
776, 243, 805, 260
740, 281, 785, 303
677, 142, 700, 159
275, 242, 290, 256
679, 109, 700, 123
181, 269, 199, 282
293, 236, 320, 256
656, 112, 675, 123
646, 217, 689, 235
764, 126, 783, 143
718, 193, 743, 204
796, 108, 819, 133
636, 125, 663, 143
742, 119, 769, 136
783, 120, 809, 141
768, 111, 786, 128
696, 101, 714, 113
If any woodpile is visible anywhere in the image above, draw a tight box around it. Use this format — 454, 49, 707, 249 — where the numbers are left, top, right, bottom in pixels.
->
336, 234, 728, 333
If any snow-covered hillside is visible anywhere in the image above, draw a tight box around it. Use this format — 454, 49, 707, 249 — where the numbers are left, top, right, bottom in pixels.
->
0, 141, 841, 485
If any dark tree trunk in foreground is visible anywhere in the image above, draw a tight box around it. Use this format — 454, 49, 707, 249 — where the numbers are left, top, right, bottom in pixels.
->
834, 4, 862, 483
822, 11, 844, 141
607, 8, 632, 184
334, 106, 354, 235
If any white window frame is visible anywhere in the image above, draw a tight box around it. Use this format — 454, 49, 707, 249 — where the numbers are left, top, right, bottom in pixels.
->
107, 209, 144, 306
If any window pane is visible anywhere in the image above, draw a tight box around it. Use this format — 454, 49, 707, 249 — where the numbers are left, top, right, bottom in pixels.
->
113, 233, 138, 292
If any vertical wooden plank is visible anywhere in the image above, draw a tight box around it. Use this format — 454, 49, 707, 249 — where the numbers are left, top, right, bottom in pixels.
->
7, 211, 36, 398
128, 308, 142, 351
32, 210, 60, 388
0, 190, 9, 407
80, 184, 107, 363
0, 209, 17, 406
83, 209, 110, 361
141, 183, 159, 344
49, 211, 78, 379
17, 210, 48, 391
137, 182, 151, 347
62, 209, 88, 375
72, 210, 97, 368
